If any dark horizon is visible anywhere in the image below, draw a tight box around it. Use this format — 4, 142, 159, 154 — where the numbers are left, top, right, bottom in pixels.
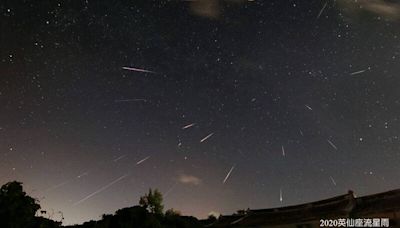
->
1, 0, 400, 225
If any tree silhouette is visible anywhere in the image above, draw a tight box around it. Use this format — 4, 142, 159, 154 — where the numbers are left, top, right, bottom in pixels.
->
139, 188, 164, 215
0, 181, 204, 228
0, 181, 41, 228
165, 208, 181, 217
207, 214, 217, 222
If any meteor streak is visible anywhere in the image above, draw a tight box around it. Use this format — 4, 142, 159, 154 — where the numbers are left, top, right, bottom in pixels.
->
122, 66, 155, 74
45, 180, 70, 192
114, 99, 147, 103
350, 69, 366, 75
317, 1, 328, 19
45, 171, 89, 192
200, 133, 214, 143
73, 174, 128, 206
77, 172, 89, 178
327, 139, 338, 150
113, 155, 126, 162
223, 165, 235, 184
164, 182, 177, 198
136, 156, 151, 165
182, 123, 196, 129
330, 176, 337, 186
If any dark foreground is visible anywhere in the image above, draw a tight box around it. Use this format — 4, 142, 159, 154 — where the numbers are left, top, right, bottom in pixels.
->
2, 181, 400, 228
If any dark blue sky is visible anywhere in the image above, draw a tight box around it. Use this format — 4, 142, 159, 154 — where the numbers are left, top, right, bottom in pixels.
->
1, 0, 400, 225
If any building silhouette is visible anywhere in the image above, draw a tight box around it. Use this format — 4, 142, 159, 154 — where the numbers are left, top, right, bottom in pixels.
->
207, 189, 400, 227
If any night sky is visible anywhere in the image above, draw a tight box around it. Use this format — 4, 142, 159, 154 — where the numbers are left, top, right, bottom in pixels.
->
1, 0, 400, 225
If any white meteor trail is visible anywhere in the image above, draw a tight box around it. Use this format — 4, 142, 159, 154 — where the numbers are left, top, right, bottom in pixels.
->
136, 156, 151, 165
327, 139, 338, 150
317, 1, 328, 19
200, 133, 214, 143
73, 174, 128, 206
182, 123, 196, 129
223, 165, 235, 184
305, 105, 313, 110
122, 66, 155, 74
45, 171, 89, 192
164, 182, 177, 198
281, 145, 285, 157
45, 180, 70, 192
330, 176, 337, 186
113, 155, 126, 162
280, 188, 283, 202
114, 99, 147, 103
77, 171, 89, 178
350, 69, 366, 75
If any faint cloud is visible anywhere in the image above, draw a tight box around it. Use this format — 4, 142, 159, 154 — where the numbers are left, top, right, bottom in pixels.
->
178, 174, 202, 186
208, 211, 221, 218
189, 0, 220, 19
187, 0, 249, 19
337, 0, 400, 21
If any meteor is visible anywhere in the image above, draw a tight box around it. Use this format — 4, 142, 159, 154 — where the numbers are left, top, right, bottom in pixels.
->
114, 99, 147, 103
45, 171, 89, 192
317, 1, 328, 19
327, 139, 338, 150
136, 156, 151, 165
200, 133, 214, 143
223, 165, 235, 184
350, 69, 366, 75
122, 66, 155, 74
330, 176, 337, 186
182, 123, 196, 129
73, 174, 128, 206
77, 172, 89, 178
45, 180, 70, 192
305, 105, 313, 111
113, 155, 126, 162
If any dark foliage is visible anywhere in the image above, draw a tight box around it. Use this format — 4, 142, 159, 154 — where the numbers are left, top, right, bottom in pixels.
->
66, 188, 203, 228
67, 205, 203, 228
139, 188, 164, 215
0, 181, 61, 228
1, 182, 203, 228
